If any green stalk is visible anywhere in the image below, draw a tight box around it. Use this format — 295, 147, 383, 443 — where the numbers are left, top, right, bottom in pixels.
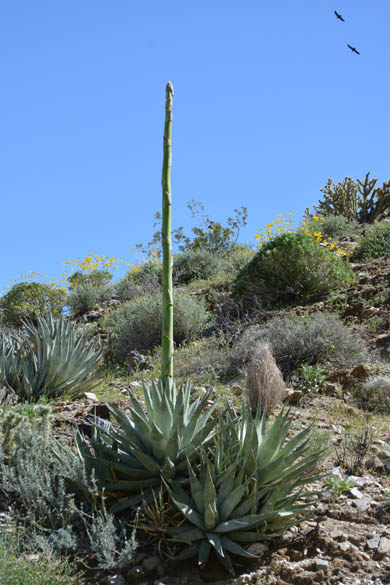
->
161, 81, 174, 387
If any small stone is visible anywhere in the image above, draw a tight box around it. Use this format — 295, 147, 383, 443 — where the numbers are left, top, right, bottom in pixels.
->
353, 497, 371, 511
348, 487, 363, 499
330, 530, 344, 540
367, 535, 381, 550
314, 558, 329, 571
247, 543, 268, 556
83, 391, 97, 401
339, 542, 351, 552
105, 575, 126, 585
331, 467, 343, 478
378, 537, 390, 556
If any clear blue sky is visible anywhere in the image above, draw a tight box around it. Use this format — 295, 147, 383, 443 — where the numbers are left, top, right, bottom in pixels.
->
1, 0, 389, 291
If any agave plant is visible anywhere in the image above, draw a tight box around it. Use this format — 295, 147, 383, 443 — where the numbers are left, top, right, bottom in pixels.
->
167, 403, 323, 574
75, 377, 218, 511
0, 313, 102, 401
222, 402, 323, 490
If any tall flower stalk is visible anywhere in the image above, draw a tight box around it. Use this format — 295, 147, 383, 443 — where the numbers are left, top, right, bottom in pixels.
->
161, 81, 174, 387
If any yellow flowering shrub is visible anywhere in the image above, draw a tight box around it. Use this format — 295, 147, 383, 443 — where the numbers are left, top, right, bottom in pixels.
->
255, 212, 354, 259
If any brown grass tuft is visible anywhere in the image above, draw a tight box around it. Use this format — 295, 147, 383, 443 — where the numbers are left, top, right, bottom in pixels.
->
245, 342, 286, 414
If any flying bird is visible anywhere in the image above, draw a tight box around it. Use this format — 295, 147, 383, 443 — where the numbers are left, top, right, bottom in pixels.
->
334, 10, 345, 22
347, 44, 360, 55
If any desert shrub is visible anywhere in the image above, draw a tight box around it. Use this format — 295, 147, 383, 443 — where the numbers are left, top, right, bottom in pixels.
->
359, 376, 390, 412
68, 269, 113, 288
173, 335, 232, 384
245, 342, 286, 413
232, 312, 367, 376
0, 404, 137, 568
351, 220, 390, 260
0, 282, 66, 328
319, 215, 356, 239
131, 260, 163, 285
67, 283, 112, 317
232, 232, 354, 309
113, 271, 161, 303
105, 290, 211, 362
173, 249, 226, 284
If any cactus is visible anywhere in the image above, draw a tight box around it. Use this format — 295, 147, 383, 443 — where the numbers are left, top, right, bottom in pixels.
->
161, 82, 174, 387
310, 173, 390, 225
357, 173, 390, 223
313, 177, 359, 221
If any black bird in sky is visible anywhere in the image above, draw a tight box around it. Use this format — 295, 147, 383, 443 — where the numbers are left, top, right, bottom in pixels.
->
347, 44, 360, 55
334, 10, 345, 22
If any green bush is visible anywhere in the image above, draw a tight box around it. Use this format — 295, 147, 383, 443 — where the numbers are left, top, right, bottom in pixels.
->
232, 232, 354, 309
105, 290, 211, 362
68, 269, 113, 288
351, 220, 390, 260
232, 312, 368, 376
67, 283, 112, 317
173, 249, 227, 284
0, 282, 66, 328
131, 260, 163, 284
113, 270, 161, 303
319, 215, 356, 239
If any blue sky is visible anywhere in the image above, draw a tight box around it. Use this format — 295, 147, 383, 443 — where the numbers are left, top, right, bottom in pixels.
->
1, 0, 389, 291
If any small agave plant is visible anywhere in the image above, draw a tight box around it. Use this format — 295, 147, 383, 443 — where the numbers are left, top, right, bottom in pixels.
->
167, 403, 323, 574
75, 378, 217, 510
0, 313, 102, 401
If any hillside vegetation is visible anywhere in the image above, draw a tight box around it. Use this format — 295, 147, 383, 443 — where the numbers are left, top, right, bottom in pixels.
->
1, 176, 390, 584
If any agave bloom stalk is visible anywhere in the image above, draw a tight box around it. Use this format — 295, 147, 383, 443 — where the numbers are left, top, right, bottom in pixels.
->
161, 81, 174, 388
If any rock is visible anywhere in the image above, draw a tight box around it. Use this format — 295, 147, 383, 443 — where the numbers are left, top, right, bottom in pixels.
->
126, 351, 149, 371
142, 556, 162, 574
247, 542, 268, 556
285, 388, 303, 404
339, 541, 351, 552
105, 575, 126, 585
377, 537, 390, 557
353, 497, 371, 511
83, 391, 98, 401
314, 558, 329, 571
348, 487, 364, 499
367, 535, 381, 550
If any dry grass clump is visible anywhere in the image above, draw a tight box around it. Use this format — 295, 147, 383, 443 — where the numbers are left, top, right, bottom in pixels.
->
359, 376, 390, 412
245, 342, 286, 414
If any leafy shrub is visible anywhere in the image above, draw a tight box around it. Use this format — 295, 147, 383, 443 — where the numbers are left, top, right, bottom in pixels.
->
105, 290, 211, 362
232, 312, 368, 376
359, 376, 390, 412
232, 232, 354, 309
173, 249, 226, 284
319, 215, 356, 239
113, 271, 161, 303
67, 283, 112, 317
68, 269, 113, 288
0, 313, 102, 401
351, 220, 390, 260
296, 363, 328, 393
0, 282, 66, 328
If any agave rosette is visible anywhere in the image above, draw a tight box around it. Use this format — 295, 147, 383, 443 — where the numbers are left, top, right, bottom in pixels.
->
0, 313, 102, 401
75, 377, 218, 510
167, 403, 323, 574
